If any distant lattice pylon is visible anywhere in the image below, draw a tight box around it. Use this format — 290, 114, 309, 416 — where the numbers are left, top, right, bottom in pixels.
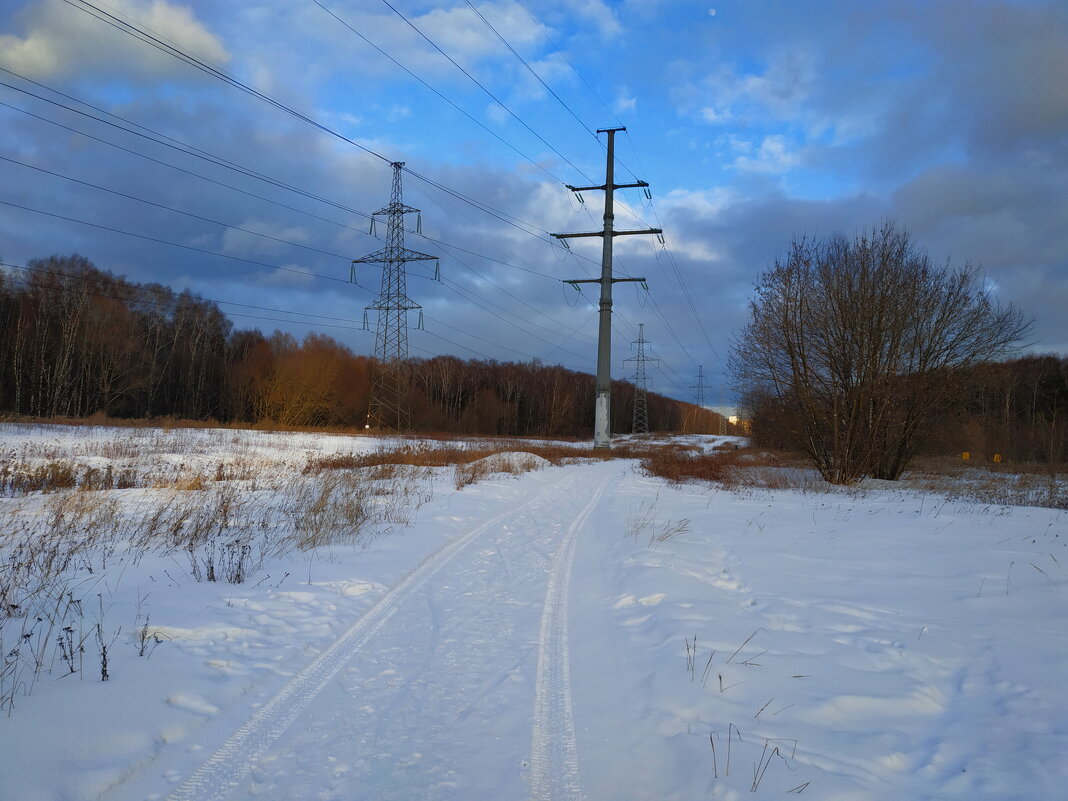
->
351, 162, 437, 431
623, 323, 658, 434
691, 364, 711, 407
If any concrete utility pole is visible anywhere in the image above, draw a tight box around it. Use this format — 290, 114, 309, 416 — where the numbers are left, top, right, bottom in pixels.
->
351, 162, 437, 431
624, 323, 658, 435
553, 127, 661, 450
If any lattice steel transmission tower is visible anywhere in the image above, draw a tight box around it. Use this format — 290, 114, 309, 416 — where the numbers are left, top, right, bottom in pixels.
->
691, 364, 711, 407
691, 363, 724, 435
624, 323, 658, 435
351, 162, 437, 431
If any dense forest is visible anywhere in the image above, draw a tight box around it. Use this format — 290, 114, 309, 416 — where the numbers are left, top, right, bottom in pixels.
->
0, 255, 726, 437
746, 355, 1068, 466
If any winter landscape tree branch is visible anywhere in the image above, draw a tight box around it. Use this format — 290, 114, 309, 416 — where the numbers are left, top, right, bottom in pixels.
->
731, 222, 1032, 484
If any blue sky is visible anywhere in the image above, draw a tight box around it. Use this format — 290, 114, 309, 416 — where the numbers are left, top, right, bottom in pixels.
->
2, 0, 1066, 406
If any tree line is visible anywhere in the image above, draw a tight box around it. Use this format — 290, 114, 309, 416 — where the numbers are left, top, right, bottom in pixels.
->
0, 255, 726, 436
933, 355, 1067, 464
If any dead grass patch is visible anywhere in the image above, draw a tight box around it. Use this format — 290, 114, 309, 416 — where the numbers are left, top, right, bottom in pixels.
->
902, 469, 1068, 510
454, 452, 548, 489
304, 441, 593, 477
636, 445, 833, 494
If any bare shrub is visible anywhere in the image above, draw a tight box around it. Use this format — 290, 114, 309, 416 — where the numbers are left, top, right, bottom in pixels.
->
0, 491, 126, 712
304, 445, 494, 474
454, 459, 491, 490
303, 441, 592, 477
732, 223, 1031, 484
454, 452, 546, 489
288, 473, 373, 549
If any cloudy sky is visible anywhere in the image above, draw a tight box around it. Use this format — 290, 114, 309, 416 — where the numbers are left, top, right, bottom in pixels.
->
2, 0, 1066, 405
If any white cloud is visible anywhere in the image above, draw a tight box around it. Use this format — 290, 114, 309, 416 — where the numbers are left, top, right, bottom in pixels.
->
0, 0, 229, 81
574, 0, 623, 37
524, 51, 572, 94
614, 87, 637, 114
699, 105, 729, 124
733, 136, 799, 173
660, 187, 738, 219
377, 1, 544, 75
486, 102, 510, 125
677, 46, 818, 124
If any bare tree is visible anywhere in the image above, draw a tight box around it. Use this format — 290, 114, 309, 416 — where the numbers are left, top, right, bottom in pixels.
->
731, 223, 1031, 484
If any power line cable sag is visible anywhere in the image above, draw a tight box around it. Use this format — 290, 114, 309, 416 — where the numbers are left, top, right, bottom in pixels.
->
0, 199, 361, 288
461, 0, 598, 139
1, 28, 611, 275
18, 2, 709, 399
59, 0, 589, 252
1, 154, 360, 263
1, 144, 595, 356
309, 0, 569, 187
0, 128, 598, 365
1, 258, 596, 373
0, 80, 384, 234
0, 262, 366, 331
0, 85, 593, 281
62, 0, 393, 163
375, 0, 595, 185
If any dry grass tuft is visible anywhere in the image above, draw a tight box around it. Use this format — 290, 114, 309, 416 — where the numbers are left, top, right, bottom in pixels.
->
903, 469, 1068, 510
171, 474, 207, 491
454, 452, 546, 489
289, 472, 373, 550
305, 441, 590, 477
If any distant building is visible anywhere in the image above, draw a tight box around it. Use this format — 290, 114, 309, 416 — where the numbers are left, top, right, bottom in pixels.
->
706, 405, 737, 421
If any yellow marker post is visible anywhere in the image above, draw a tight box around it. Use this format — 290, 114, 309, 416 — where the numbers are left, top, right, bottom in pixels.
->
962, 451, 970, 461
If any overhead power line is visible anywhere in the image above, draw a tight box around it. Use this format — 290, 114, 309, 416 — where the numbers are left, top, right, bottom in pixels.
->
56, 1, 587, 251
0, 82, 594, 278
310, 0, 568, 186
376, 0, 594, 184
0, 260, 367, 330
461, 0, 597, 139
353, 161, 435, 431
0, 199, 361, 287
512, 0, 626, 131
1, 155, 358, 262
624, 323, 657, 434
62, 0, 392, 163
8, 3, 708, 400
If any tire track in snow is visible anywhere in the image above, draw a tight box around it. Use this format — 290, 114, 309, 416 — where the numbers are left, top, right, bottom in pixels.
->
529, 475, 610, 801
165, 475, 568, 801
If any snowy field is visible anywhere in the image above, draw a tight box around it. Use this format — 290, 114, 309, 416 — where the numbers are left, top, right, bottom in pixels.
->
0, 423, 1065, 800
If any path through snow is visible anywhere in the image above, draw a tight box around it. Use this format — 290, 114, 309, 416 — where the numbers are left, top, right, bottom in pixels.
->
0, 427, 1064, 801
156, 463, 618, 801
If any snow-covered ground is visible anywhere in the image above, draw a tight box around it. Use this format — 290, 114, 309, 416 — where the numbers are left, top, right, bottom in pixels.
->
0, 424, 1065, 800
